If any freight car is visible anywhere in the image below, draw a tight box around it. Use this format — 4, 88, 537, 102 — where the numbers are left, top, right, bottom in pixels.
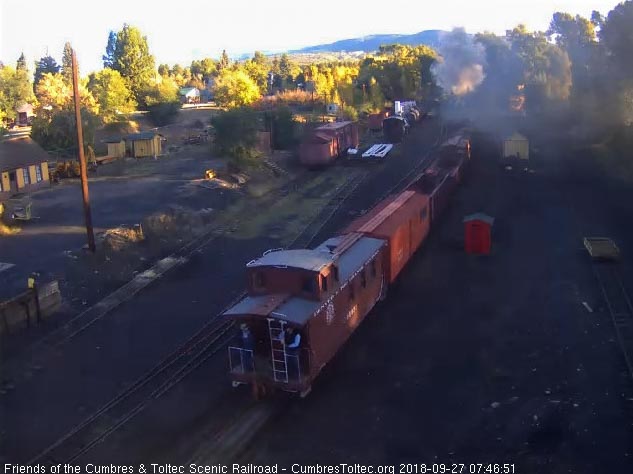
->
225, 131, 472, 397
299, 121, 359, 167
382, 116, 409, 143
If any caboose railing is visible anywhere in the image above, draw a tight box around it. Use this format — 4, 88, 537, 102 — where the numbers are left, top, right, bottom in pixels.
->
228, 346, 254, 374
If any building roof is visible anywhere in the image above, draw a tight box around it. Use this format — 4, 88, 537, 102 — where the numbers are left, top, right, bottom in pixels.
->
505, 132, 528, 141
103, 137, 125, 144
179, 87, 200, 96
0, 136, 51, 173
316, 121, 354, 131
246, 248, 334, 272
463, 213, 495, 225
16, 103, 34, 114
125, 132, 163, 141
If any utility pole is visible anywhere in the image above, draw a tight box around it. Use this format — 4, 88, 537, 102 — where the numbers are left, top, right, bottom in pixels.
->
71, 47, 96, 253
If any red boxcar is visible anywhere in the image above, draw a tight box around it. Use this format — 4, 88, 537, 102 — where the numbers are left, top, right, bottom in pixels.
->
344, 190, 430, 284
368, 112, 388, 131
299, 121, 359, 167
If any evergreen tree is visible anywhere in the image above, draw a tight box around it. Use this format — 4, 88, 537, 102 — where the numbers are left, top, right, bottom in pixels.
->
103, 31, 117, 68
219, 50, 230, 71
34, 55, 60, 90
109, 24, 156, 102
16, 53, 27, 72
61, 42, 74, 84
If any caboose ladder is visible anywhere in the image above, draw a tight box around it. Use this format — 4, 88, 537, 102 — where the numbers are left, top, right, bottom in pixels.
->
267, 318, 289, 383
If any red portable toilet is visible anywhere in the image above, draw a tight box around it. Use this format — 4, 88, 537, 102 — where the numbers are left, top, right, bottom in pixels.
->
464, 213, 494, 255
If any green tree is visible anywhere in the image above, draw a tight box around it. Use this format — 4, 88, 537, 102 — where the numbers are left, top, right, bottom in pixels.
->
0, 63, 36, 122
103, 31, 117, 68
31, 71, 100, 152
548, 12, 598, 95
31, 108, 100, 154
358, 44, 437, 100
16, 53, 27, 72
61, 42, 73, 84
213, 69, 261, 107
211, 107, 261, 168
158, 64, 170, 77
218, 50, 230, 71
87, 68, 136, 121
108, 24, 157, 102
140, 76, 180, 125
266, 106, 297, 149
506, 25, 572, 104
600, 1, 633, 78
191, 58, 216, 81
243, 52, 270, 94
34, 55, 60, 90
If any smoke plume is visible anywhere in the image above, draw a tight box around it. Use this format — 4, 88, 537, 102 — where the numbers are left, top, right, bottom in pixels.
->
432, 28, 487, 96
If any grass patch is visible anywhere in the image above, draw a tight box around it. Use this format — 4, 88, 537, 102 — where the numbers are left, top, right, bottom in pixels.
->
218, 167, 361, 244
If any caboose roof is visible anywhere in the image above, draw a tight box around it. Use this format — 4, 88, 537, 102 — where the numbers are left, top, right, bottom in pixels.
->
223, 293, 320, 326
226, 235, 386, 326
315, 235, 385, 281
246, 248, 333, 272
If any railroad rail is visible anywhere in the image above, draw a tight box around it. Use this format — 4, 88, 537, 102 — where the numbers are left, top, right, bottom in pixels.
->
26, 295, 241, 466
26, 160, 373, 465
26, 121, 452, 465
290, 171, 369, 249
591, 262, 633, 382
373, 122, 448, 206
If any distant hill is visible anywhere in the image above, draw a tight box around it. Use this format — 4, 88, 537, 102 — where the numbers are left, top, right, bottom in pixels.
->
292, 30, 446, 53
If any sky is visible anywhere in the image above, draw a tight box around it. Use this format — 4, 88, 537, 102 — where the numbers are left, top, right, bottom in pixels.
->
0, 0, 622, 74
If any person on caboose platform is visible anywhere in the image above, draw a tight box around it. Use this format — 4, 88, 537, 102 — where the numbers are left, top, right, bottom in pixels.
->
280, 327, 302, 381
240, 323, 254, 372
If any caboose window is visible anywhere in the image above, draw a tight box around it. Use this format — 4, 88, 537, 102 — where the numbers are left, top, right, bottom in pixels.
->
349, 283, 355, 301
370, 260, 376, 277
321, 274, 328, 292
332, 266, 339, 281
360, 269, 367, 288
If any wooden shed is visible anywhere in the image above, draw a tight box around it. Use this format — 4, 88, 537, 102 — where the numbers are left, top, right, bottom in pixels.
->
125, 132, 164, 158
464, 213, 494, 255
104, 138, 126, 158
503, 132, 529, 160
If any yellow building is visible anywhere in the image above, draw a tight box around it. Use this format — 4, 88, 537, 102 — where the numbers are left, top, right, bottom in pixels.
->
103, 132, 164, 159
104, 139, 126, 158
1, 136, 51, 200
503, 132, 529, 160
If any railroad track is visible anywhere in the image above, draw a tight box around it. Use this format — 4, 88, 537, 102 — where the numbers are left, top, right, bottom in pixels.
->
26, 165, 372, 465
592, 262, 633, 382
26, 122, 452, 465
290, 171, 369, 249
371, 121, 448, 207
26, 293, 242, 466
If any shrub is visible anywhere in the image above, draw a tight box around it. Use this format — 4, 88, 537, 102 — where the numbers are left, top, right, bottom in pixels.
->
211, 107, 262, 170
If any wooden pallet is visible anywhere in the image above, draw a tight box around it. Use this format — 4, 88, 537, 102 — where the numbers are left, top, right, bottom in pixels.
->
584, 237, 620, 260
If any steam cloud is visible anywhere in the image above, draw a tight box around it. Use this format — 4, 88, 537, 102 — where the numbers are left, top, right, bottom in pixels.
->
432, 28, 487, 96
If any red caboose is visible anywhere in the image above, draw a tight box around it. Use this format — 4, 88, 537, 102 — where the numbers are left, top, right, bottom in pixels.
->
225, 232, 386, 396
